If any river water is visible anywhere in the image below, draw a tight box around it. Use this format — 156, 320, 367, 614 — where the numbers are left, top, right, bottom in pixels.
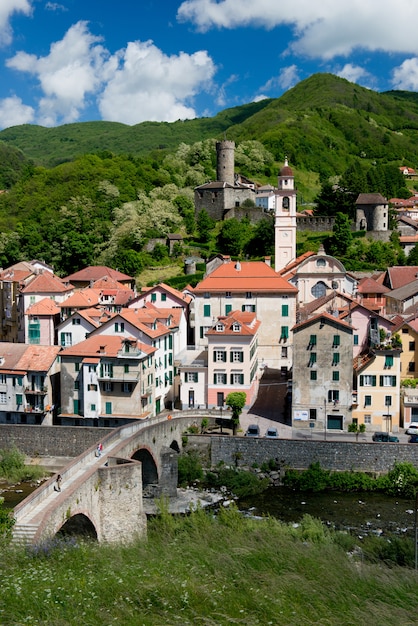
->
2, 480, 417, 539
238, 487, 417, 538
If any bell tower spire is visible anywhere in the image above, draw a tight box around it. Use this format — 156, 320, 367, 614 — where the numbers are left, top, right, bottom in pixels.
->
275, 157, 297, 272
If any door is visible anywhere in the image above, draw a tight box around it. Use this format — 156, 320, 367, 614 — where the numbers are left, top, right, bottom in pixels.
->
188, 390, 195, 408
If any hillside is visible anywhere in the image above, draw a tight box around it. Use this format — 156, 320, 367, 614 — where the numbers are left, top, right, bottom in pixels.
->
1, 73, 418, 180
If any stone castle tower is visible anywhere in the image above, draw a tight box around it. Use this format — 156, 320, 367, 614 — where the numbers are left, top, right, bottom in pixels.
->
216, 140, 235, 185
274, 157, 297, 272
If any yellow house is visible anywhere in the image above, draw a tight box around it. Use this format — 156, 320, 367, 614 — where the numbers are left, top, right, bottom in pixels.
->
392, 318, 418, 429
353, 348, 401, 433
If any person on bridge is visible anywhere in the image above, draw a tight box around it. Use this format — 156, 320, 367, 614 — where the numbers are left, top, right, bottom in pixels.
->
96, 443, 103, 457
55, 474, 62, 492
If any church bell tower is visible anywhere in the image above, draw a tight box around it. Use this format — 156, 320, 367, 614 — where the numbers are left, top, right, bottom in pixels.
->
274, 157, 297, 272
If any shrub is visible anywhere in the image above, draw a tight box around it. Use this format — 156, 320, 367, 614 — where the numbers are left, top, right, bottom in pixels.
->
178, 450, 204, 486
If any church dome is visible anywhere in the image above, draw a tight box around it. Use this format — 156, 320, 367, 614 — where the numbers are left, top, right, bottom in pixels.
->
279, 157, 293, 177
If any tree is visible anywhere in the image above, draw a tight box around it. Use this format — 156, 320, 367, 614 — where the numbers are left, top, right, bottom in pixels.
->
328, 212, 352, 256
217, 218, 252, 256
196, 209, 214, 243
225, 392, 247, 435
246, 217, 274, 257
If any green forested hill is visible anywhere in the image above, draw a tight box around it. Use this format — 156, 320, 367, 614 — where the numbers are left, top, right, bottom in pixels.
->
0, 72, 417, 278
1, 73, 418, 179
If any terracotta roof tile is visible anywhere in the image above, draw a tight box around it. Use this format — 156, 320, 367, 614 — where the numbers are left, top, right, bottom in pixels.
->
63, 265, 133, 283
206, 310, 260, 337
58, 288, 101, 308
60, 335, 155, 358
25, 298, 61, 316
357, 277, 390, 294
21, 271, 73, 294
193, 261, 297, 293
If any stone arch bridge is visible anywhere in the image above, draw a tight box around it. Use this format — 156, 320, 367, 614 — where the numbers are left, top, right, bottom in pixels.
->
12, 413, 207, 545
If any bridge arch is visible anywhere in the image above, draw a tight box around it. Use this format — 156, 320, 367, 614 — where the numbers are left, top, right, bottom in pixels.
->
170, 439, 181, 453
57, 513, 98, 540
131, 447, 158, 490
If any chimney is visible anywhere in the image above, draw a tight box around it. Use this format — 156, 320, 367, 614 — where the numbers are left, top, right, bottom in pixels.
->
235, 261, 241, 271
264, 256, 271, 267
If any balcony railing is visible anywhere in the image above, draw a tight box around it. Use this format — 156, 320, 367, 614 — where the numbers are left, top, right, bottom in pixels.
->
25, 387, 47, 395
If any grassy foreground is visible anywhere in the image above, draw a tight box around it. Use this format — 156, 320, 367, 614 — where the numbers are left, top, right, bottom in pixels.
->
1, 505, 418, 626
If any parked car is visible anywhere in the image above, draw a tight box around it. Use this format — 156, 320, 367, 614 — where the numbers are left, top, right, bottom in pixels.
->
408, 435, 418, 443
372, 431, 399, 443
265, 427, 279, 439
245, 424, 260, 437
405, 423, 418, 435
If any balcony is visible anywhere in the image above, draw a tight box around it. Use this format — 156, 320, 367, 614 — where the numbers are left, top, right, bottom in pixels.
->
24, 405, 45, 414
402, 388, 418, 406
25, 387, 47, 395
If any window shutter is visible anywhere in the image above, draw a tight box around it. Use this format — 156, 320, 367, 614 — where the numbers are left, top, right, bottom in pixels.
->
379, 375, 383, 386
230, 352, 233, 362
239, 352, 244, 362
195, 373, 198, 382
230, 374, 234, 385
222, 351, 227, 362
213, 374, 217, 384
223, 374, 227, 384
282, 304, 289, 317
392, 376, 396, 387
372, 375, 376, 386
213, 351, 216, 362
225, 304, 232, 315
240, 374, 244, 384
360, 375, 364, 386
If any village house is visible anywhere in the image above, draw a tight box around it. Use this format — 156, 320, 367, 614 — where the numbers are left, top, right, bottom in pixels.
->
0, 343, 60, 425
59, 335, 155, 427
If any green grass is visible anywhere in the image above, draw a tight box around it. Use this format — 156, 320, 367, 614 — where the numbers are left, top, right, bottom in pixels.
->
0, 446, 46, 483
1, 507, 418, 625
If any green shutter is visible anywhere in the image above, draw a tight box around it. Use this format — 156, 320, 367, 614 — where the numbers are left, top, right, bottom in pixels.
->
230, 352, 233, 362
213, 374, 217, 384
333, 335, 340, 346
360, 375, 364, 386
204, 304, 211, 317
239, 352, 244, 362
240, 374, 244, 385
392, 376, 396, 387
309, 334, 317, 346
225, 304, 232, 315
169, 335, 173, 349
380, 375, 383, 386
230, 374, 234, 385
282, 304, 289, 317
372, 376, 376, 387
105, 402, 112, 415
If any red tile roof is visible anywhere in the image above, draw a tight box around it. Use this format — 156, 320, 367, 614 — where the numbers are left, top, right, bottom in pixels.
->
292, 311, 354, 333
21, 271, 73, 294
385, 266, 418, 290
193, 261, 297, 293
63, 265, 132, 283
206, 310, 260, 337
25, 298, 61, 316
58, 288, 100, 308
357, 277, 389, 294
0, 344, 60, 372
60, 335, 155, 358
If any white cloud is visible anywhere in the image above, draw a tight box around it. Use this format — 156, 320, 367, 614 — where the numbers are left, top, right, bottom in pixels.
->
259, 65, 300, 95
392, 58, 418, 91
177, 1, 418, 60
336, 63, 370, 84
45, 3, 67, 12
253, 94, 268, 102
7, 21, 112, 125
98, 40, 216, 124
0, 0, 32, 46
0, 95, 34, 128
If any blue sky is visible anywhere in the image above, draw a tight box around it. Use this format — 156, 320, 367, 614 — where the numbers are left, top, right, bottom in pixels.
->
0, 1, 418, 130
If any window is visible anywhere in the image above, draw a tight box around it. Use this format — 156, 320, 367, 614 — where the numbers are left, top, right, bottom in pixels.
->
364, 414, 371, 424
101, 363, 113, 378
402, 328, 409, 334
0, 375, 6, 385
186, 372, 198, 383
214, 350, 226, 362
216, 323, 224, 332
89, 365, 96, 373
380, 375, 396, 387
204, 292, 210, 299
242, 304, 256, 312
16, 393, 23, 406
88, 384, 97, 391
309, 408, 317, 420
246, 292, 252, 299
74, 381, 80, 390
385, 395, 392, 406
105, 402, 112, 415
282, 196, 290, 209
231, 351, 244, 363
225, 304, 232, 315
332, 353, 340, 365
151, 293, 157, 302
231, 373, 244, 384
384, 355, 394, 369
282, 304, 289, 317
308, 352, 317, 366
409, 362, 415, 372
354, 335, 359, 345
0, 392, 7, 404
161, 293, 166, 302
360, 375, 376, 386
281, 346, 288, 358
328, 390, 339, 403
28, 320, 40, 344
310, 371, 317, 381
333, 335, 340, 347
309, 334, 317, 347
311, 281, 327, 298
114, 322, 124, 332
203, 304, 211, 317
232, 323, 240, 332
316, 258, 326, 267
72, 318, 81, 325
214, 373, 227, 384
332, 371, 339, 381
90, 404, 96, 411
225, 291, 231, 298
280, 326, 289, 340
364, 395, 372, 407
410, 341, 416, 351
104, 382, 113, 392
123, 382, 133, 393
75, 363, 80, 372
60, 332, 72, 347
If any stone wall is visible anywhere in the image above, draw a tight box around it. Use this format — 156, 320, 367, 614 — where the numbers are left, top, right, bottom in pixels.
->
210, 437, 418, 473
0, 424, 111, 457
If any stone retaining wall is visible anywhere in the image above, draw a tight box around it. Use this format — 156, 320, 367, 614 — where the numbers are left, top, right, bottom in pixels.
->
210, 437, 418, 473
